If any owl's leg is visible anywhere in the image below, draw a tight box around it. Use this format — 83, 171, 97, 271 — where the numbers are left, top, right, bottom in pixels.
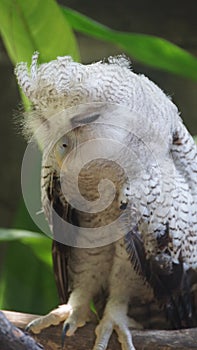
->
26, 289, 91, 334
61, 290, 92, 337
93, 240, 143, 350
93, 300, 142, 350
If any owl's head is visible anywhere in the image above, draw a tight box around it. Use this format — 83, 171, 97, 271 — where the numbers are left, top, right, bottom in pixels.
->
15, 52, 179, 151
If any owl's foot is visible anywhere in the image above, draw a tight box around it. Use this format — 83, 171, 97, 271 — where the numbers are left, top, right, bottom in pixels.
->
93, 303, 142, 350
26, 304, 73, 333
26, 303, 88, 337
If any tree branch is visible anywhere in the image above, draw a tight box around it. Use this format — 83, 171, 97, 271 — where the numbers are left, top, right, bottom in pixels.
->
2, 310, 197, 350
0, 311, 44, 350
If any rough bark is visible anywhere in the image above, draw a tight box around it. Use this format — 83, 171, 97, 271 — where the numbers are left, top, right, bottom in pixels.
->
1, 310, 197, 350
0, 311, 44, 350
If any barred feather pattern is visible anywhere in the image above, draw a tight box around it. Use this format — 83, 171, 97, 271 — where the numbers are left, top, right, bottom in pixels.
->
15, 52, 178, 124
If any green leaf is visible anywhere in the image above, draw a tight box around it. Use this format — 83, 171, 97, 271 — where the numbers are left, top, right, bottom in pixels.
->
90, 300, 100, 321
62, 6, 197, 81
0, 228, 52, 265
0, 228, 42, 241
0, 229, 57, 313
0, 0, 79, 65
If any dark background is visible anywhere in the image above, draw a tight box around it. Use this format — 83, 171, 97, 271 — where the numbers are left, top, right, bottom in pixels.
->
0, 0, 197, 228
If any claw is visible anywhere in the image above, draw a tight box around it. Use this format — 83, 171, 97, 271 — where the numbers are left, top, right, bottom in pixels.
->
25, 324, 30, 332
61, 323, 70, 348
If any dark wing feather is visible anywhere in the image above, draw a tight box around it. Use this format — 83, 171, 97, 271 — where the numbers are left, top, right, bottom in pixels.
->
125, 225, 196, 328
52, 240, 69, 303
44, 170, 78, 303
124, 226, 147, 277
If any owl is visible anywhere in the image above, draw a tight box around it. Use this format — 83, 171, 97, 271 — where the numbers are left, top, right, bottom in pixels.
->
15, 53, 197, 350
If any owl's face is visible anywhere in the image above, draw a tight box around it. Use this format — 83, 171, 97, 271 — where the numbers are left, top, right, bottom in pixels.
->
50, 107, 128, 213
39, 102, 170, 214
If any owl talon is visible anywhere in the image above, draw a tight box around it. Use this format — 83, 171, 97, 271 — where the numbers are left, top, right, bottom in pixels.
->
25, 324, 31, 332
61, 323, 70, 348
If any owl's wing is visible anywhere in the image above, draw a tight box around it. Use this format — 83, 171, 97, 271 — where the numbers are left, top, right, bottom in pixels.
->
171, 120, 197, 269
42, 165, 77, 304
125, 121, 197, 328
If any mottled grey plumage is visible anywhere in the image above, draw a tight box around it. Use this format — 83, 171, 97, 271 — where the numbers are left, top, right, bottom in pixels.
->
15, 53, 197, 349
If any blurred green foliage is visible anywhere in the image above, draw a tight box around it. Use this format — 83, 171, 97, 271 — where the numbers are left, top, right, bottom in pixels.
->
63, 7, 197, 81
0, 0, 197, 314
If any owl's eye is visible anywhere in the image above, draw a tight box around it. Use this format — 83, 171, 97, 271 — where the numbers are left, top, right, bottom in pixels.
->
54, 135, 69, 166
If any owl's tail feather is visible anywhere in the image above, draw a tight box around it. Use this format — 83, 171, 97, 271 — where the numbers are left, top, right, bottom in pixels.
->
165, 270, 196, 329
